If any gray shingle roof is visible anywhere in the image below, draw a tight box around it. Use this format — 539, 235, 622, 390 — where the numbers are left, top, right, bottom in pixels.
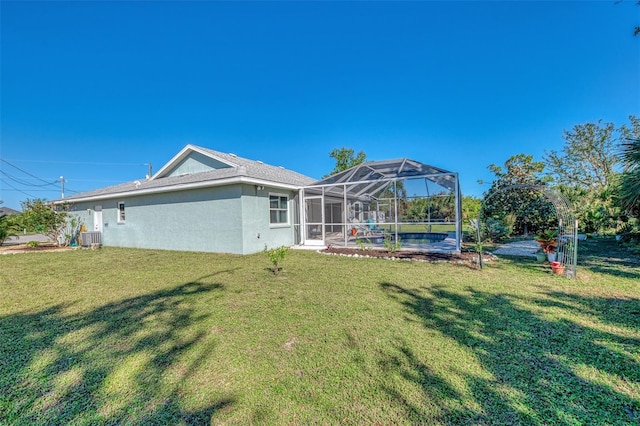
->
0, 206, 20, 216
195, 146, 316, 186
59, 145, 315, 202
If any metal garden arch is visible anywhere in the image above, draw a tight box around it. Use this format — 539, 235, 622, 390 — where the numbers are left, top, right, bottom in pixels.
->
478, 184, 579, 278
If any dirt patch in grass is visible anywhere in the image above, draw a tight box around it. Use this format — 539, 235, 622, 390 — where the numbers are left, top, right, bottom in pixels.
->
0, 242, 73, 255
322, 246, 493, 267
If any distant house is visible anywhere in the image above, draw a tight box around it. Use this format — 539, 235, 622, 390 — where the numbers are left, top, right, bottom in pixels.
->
59, 144, 315, 254
0, 206, 20, 216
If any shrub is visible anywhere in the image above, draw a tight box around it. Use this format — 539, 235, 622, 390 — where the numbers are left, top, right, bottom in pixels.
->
0, 213, 17, 246
355, 238, 371, 251
484, 217, 511, 243
19, 199, 69, 246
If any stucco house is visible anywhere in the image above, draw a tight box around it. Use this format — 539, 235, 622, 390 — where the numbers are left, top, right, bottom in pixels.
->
59, 144, 463, 254
60, 144, 315, 254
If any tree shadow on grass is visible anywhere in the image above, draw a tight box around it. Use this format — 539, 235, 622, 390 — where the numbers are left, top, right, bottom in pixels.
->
0, 273, 234, 425
380, 282, 640, 424
578, 238, 640, 279
375, 338, 483, 424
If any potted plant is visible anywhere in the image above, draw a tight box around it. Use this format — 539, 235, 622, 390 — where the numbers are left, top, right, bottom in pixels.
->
535, 229, 558, 262
535, 250, 546, 262
550, 261, 565, 276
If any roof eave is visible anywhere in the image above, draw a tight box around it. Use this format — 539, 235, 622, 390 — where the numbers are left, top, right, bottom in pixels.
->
54, 176, 304, 205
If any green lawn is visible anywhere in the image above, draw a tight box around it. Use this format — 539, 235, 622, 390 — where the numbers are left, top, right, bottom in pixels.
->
1, 240, 638, 425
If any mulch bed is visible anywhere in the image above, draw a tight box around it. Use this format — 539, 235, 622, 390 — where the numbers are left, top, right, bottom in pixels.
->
322, 246, 494, 267
0, 242, 72, 254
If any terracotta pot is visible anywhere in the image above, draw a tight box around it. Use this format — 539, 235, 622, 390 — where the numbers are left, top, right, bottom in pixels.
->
550, 261, 565, 276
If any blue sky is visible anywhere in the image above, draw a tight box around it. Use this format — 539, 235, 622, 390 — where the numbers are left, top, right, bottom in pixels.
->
1, 1, 638, 210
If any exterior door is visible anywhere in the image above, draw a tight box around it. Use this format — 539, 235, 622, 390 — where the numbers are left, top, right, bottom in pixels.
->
93, 206, 103, 233
303, 196, 324, 245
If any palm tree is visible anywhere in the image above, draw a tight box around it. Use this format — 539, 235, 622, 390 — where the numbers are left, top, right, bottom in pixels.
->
619, 137, 640, 217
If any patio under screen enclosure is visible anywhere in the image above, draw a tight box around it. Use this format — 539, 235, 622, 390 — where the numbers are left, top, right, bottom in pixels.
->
300, 158, 462, 253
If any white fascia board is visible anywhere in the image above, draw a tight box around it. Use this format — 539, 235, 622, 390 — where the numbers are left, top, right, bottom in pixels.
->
150, 144, 239, 180
150, 145, 194, 180
54, 177, 301, 205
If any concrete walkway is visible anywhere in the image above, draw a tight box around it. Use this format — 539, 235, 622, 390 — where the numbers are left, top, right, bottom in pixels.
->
492, 240, 540, 258
2, 233, 51, 245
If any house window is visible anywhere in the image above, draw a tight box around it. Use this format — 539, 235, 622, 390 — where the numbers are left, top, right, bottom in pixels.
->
269, 194, 288, 225
117, 202, 125, 223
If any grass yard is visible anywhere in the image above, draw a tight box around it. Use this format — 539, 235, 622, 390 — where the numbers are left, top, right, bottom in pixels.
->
1, 239, 638, 425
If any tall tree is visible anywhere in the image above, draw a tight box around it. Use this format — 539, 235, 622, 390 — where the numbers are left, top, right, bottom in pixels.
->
544, 120, 620, 190
482, 154, 554, 234
618, 116, 640, 218
325, 147, 366, 177
544, 117, 638, 232
462, 195, 482, 222
635, 0, 640, 36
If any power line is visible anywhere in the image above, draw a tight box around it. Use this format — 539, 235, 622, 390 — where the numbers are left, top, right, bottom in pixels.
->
0, 158, 84, 197
1, 158, 124, 201
1, 188, 60, 192
0, 169, 59, 187
0, 158, 59, 185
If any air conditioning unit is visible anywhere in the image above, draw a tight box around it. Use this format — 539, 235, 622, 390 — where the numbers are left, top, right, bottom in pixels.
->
80, 231, 102, 247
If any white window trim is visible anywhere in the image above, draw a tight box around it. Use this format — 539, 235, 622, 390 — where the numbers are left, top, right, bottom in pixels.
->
117, 201, 125, 224
269, 192, 290, 227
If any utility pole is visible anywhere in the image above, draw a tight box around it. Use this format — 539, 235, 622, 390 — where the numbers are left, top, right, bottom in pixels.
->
60, 176, 65, 198
145, 163, 152, 179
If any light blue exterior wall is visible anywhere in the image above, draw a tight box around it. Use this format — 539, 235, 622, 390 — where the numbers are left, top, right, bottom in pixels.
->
239, 184, 299, 254
68, 183, 299, 254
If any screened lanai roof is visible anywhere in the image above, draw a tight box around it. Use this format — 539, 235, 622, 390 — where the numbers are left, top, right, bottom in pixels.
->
306, 158, 458, 198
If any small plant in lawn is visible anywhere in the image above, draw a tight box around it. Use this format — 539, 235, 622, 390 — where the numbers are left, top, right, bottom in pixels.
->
264, 245, 289, 274
469, 219, 483, 268
26, 241, 39, 248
